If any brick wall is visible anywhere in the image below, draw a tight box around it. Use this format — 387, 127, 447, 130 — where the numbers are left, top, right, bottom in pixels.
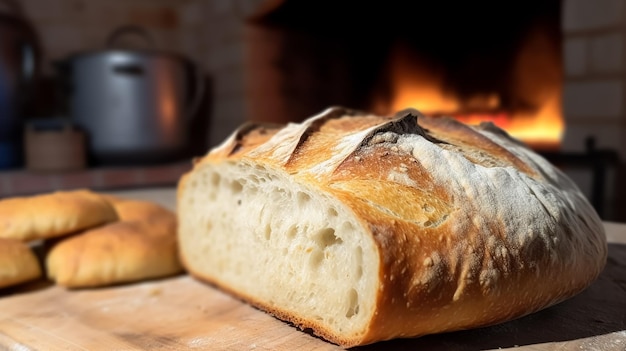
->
198, 0, 248, 145
562, 0, 625, 158
16, 0, 188, 74
560, 0, 625, 220
244, 24, 358, 125
183, 0, 266, 146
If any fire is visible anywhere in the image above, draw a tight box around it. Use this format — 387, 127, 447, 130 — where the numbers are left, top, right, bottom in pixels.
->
374, 30, 564, 151
505, 92, 563, 149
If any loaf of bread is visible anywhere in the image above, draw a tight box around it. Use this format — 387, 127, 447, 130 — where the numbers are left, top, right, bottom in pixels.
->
177, 107, 607, 347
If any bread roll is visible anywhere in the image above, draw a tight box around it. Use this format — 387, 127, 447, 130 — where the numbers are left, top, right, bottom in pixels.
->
177, 107, 607, 347
46, 197, 182, 288
0, 238, 42, 289
0, 190, 118, 241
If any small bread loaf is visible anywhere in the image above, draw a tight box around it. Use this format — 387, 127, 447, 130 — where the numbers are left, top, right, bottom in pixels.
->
0, 190, 118, 241
0, 238, 42, 289
177, 107, 607, 347
46, 197, 182, 288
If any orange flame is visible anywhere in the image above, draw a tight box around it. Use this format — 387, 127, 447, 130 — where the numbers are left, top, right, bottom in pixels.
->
375, 29, 564, 151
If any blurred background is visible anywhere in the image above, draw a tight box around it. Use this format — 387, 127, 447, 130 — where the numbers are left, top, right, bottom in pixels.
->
0, 0, 625, 221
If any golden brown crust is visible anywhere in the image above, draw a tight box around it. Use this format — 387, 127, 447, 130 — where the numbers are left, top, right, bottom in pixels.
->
0, 190, 118, 241
46, 197, 182, 288
182, 106, 607, 347
0, 238, 42, 288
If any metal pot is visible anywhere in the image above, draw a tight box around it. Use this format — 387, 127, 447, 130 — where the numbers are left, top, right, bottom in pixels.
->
59, 26, 204, 165
0, 0, 38, 168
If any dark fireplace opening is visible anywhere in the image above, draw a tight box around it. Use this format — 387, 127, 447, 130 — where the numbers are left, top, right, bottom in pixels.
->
245, 0, 563, 150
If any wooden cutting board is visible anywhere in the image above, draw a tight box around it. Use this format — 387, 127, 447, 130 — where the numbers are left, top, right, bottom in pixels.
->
0, 241, 625, 351
0, 275, 341, 351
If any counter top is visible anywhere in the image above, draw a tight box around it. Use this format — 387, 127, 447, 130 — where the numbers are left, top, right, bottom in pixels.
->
0, 162, 191, 198
0, 187, 625, 350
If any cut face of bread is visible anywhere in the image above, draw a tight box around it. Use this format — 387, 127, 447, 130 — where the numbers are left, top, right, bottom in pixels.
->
177, 107, 607, 347
179, 161, 379, 338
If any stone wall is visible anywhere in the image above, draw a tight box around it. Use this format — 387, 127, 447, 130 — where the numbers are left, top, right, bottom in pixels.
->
562, 0, 625, 159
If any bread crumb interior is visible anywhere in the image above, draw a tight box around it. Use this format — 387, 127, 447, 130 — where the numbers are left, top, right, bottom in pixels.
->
178, 161, 379, 336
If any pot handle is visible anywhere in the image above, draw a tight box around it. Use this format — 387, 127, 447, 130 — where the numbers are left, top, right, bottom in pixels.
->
105, 25, 156, 50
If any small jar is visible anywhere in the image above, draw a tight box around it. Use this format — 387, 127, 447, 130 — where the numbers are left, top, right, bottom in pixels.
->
24, 119, 86, 172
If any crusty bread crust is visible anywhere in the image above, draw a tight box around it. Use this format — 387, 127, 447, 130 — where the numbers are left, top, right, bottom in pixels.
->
46, 197, 182, 288
0, 190, 118, 241
0, 238, 42, 289
178, 107, 607, 347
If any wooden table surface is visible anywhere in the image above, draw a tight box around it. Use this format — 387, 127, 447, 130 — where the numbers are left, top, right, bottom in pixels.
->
0, 188, 625, 351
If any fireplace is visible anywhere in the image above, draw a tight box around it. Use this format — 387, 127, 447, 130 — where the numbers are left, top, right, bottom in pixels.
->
244, 0, 563, 151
